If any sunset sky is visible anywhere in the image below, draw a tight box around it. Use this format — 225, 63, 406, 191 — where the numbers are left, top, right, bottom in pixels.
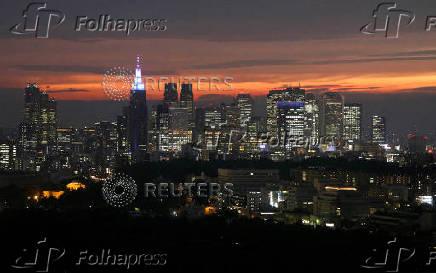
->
1, 0, 436, 134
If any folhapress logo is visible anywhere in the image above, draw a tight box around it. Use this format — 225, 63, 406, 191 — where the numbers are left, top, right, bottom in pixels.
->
9, 2, 65, 38
11, 237, 65, 272
361, 2, 415, 38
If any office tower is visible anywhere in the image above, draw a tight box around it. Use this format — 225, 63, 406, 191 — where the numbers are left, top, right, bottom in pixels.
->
276, 88, 306, 151
371, 115, 386, 144
243, 117, 264, 156
321, 92, 344, 140
149, 103, 170, 153
19, 83, 57, 171
204, 108, 222, 131
204, 107, 222, 152
57, 127, 74, 153
180, 83, 194, 127
304, 93, 320, 147
94, 121, 118, 169
23, 83, 57, 151
168, 107, 192, 153
116, 106, 129, 158
128, 57, 148, 161
0, 137, 17, 170
218, 103, 239, 156
266, 90, 283, 141
164, 83, 178, 108
236, 94, 253, 129
343, 103, 362, 141
194, 108, 205, 144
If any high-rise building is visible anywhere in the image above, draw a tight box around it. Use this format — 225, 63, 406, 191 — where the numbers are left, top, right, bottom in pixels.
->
343, 103, 362, 141
116, 106, 129, 159
128, 57, 148, 161
304, 93, 320, 147
321, 92, 343, 140
276, 88, 306, 151
19, 83, 57, 171
236, 94, 253, 129
266, 90, 284, 142
0, 138, 17, 170
180, 83, 194, 127
149, 103, 170, 153
204, 107, 222, 151
164, 83, 178, 108
94, 121, 118, 169
371, 115, 386, 144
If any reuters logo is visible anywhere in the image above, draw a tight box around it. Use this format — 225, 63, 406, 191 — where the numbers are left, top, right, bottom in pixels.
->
102, 173, 137, 208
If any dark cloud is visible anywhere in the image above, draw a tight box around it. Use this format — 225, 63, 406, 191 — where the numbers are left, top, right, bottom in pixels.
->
397, 86, 436, 93
46, 88, 90, 93
334, 87, 380, 92
192, 59, 298, 70
15, 65, 177, 75
16, 65, 104, 74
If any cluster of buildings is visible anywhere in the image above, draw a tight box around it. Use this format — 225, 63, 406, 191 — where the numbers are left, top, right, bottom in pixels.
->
0, 58, 434, 175
206, 167, 436, 232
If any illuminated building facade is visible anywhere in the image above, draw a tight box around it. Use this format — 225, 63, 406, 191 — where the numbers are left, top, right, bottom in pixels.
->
19, 83, 57, 171
343, 103, 362, 141
236, 94, 253, 129
304, 93, 320, 147
321, 92, 343, 140
371, 115, 386, 144
128, 57, 148, 161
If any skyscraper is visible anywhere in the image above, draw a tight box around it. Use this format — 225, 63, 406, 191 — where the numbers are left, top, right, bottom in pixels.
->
266, 90, 283, 142
128, 57, 148, 161
304, 93, 320, 147
236, 94, 253, 129
321, 92, 343, 140
371, 115, 386, 144
19, 83, 57, 171
276, 88, 306, 151
164, 83, 178, 108
343, 103, 362, 141
180, 83, 194, 126
149, 103, 170, 153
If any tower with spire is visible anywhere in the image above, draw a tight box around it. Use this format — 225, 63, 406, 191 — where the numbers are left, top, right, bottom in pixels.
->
128, 56, 148, 162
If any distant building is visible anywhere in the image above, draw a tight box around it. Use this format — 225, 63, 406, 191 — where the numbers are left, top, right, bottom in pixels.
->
371, 115, 386, 144
305, 93, 320, 147
236, 94, 253, 129
407, 134, 428, 153
343, 103, 362, 141
276, 88, 306, 151
0, 139, 17, 170
218, 168, 280, 193
180, 83, 194, 128
18, 83, 57, 171
321, 92, 343, 140
313, 188, 368, 220
128, 57, 148, 162
164, 83, 178, 108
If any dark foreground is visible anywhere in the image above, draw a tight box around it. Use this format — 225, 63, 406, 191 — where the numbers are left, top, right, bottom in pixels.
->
0, 209, 434, 273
